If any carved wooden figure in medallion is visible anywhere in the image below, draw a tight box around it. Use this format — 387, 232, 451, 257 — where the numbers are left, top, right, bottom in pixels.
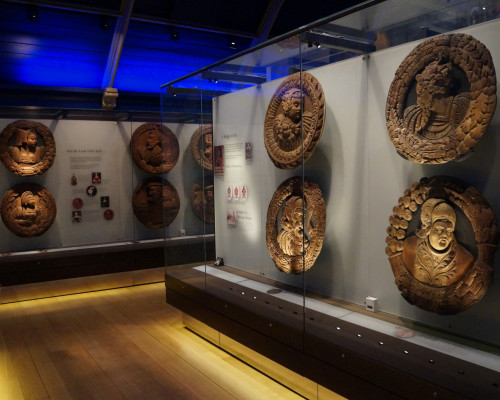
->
264, 72, 325, 169
130, 123, 179, 174
386, 34, 496, 164
1, 183, 57, 237
266, 176, 326, 274
386, 176, 498, 314
0, 120, 56, 176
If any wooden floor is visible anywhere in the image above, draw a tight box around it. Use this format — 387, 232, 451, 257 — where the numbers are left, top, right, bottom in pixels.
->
0, 282, 305, 400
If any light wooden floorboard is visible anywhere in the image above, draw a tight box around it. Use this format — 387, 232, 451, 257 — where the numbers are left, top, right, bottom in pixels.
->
0, 283, 305, 400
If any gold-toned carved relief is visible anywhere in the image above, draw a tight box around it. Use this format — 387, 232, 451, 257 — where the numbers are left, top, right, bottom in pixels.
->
386, 33, 496, 164
386, 176, 498, 314
264, 72, 325, 169
1, 183, 57, 237
130, 123, 179, 174
191, 181, 214, 224
132, 177, 179, 229
266, 176, 326, 274
190, 125, 213, 170
0, 120, 56, 176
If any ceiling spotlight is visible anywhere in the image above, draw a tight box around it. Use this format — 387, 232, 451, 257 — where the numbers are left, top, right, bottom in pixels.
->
315, 42, 321, 48
100, 16, 112, 31
26, 5, 39, 22
307, 42, 313, 48
227, 37, 237, 49
170, 29, 180, 41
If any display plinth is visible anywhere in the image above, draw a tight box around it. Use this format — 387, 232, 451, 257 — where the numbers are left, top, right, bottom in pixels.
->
166, 264, 500, 400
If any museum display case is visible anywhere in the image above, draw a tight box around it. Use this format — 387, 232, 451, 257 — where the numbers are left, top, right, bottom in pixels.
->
0, 109, 215, 293
162, 1, 500, 399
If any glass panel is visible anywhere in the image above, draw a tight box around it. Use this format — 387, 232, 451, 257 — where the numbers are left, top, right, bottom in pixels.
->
162, 0, 500, 397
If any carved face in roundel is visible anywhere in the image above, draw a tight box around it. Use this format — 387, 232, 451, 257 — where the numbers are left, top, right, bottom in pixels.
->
429, 219, 454, 251
283, 89, 302, 123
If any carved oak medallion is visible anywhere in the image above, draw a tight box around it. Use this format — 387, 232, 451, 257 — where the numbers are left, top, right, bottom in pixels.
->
190, 125, 213, 170
130, 123, 179, 174
132, 177, 179, 229
0, 120, 56, 176
1, 183, 57, 237
190, 181, 215, 224
386, 33, 497, 164
264, 72, 325, 169
386, 176, 498, 314
266, 176, 326, 274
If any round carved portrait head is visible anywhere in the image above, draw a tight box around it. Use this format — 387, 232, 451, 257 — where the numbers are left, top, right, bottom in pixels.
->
132, 177, 180, 229
190, 125, 213, 170
266, 176, 326, 274
264, 72, 325, 169
1, 183, 57, 237
386, 33, 496, 164
130, 123, 179, 174
386, 176, 498, 314
0, 120, 56, 176
190, 181, 214, 224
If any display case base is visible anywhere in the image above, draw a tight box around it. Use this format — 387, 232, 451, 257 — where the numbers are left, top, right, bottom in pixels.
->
165, 265, 500, 400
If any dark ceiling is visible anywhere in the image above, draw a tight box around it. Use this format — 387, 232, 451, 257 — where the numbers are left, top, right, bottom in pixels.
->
0, 0, 371, 115
2, 0, 495, 119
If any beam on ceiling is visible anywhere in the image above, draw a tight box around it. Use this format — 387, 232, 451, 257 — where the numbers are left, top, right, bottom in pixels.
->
302, 31, 375, 54
237, 0, 285, 76
102, 0, 135, 89
4, 0, 124, 17
130, 16, 258, 39
253, 0, 285, 46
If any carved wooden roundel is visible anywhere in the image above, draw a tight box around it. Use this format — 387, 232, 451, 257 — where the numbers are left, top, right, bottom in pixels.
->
1, 183, 57, 237
190, 125, 213, 170
264, 72, 325, 169
0, 120, 56, 176
266, 176, 326, 274
132, 177, 179, 229
386, 176, 498, 314
130, 123, 179, 174
386, 33, 497, 164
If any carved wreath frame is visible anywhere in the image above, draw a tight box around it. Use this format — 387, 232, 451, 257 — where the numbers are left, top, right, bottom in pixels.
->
266, 176, 326, 274
386, 33, 497, 164
1, 183, 57, 237
386, 176, 498, 314
189, 125, 213, 171
130, 123, 179, 174
264, 72, 325, 169
0, 120, 56, 176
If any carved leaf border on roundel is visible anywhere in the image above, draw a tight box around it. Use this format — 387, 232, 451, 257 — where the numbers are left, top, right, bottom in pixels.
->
0, 120, 56, 176
264, 72, 325, 169
266, 176, 326, 274
130, 123, 180, 174
1, 183, 57, 237
189, 125, 213, 171
385, 33, 497, 164
386, 176, 498, 314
